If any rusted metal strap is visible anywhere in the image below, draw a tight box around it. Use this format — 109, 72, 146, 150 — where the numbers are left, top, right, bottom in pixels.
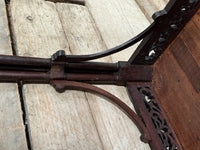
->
51, 80, 151, 143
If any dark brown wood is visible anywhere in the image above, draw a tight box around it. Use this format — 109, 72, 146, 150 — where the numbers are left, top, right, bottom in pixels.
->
192, 9, 200, 30
180, 19, 200, 66
153, 50, 200, 150
127, 82, 182, 150
170, 37, 200, 92
0, 55, 50, 67
0, 52, 153, 84
67, 62, 118, 71
0, 55, 118, 72
117, 62, 153, 85
129, 0, 200, 65
0, 70, 49, 83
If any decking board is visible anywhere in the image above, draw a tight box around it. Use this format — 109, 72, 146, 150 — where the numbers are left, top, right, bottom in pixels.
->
85, 0, 150, 62
84, 0, 152, 149
134, 0, 169, 22
10, 1, 103, 149
4, 0, 176, 149
0, 0, 27, 149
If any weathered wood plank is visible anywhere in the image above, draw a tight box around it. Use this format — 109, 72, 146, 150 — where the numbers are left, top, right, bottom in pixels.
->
135, 0, 169, 22
0, 2, 12, 55
86, 0, 150, 62
10, 0, 103, 149
59, 1, 150, 149
0, 0, 27, 149
56, 3, 109, 62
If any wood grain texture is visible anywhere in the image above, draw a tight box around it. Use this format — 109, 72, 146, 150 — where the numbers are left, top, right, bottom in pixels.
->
192, 9, 200, 30
153, 50, 200, 150
0, 0, 28, 149
85, 0, 150, 62
180, 13, 200, 71
153, 10, 200, 150
8, 0, 173, 149
57, 3, 150, 150
135, 0, 169, 22
10, 0, 103, 149
170, 37, 200, 92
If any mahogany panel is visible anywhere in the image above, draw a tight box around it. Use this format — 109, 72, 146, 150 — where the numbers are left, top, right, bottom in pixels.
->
171, 10, 200, 93
153, 50, 200, 150
192, 9, 200, 31
170, 37, 200, 92
180, 17, 200, 68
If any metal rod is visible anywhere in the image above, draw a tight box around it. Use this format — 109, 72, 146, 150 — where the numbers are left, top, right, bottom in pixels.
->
0, 71, 49, 82
67, 62, 118, 71
0, 55, 119, 72
0, 55, 50, 67
66, 73, 116, 81
0, 66, 49, 72
52, 80, 151, 143
0, 71, 117, 83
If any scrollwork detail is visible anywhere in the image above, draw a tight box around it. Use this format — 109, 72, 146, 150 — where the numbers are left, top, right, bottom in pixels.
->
144, 0, 199, 62
137, 87, 179, 150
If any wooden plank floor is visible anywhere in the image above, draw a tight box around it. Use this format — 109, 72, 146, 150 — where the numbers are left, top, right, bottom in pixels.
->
0, 0, 27, 149
135, 0, 169, 22
1, 0, 168, 149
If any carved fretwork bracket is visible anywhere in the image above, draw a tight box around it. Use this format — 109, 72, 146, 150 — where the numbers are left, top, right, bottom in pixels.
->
127, 82, 182, 150
129, 0, 200, 65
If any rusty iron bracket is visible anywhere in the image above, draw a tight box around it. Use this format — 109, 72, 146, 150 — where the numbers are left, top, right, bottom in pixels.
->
1, 0, 200, 150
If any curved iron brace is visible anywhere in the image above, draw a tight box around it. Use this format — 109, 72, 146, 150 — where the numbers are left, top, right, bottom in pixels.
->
64, 22, 156, 62
51, 80, 151, 143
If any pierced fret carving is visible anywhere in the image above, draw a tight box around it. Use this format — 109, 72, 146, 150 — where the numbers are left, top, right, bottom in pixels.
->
137, 86, 179, 150
146, 0, 200, 61
130, 0, 200, 65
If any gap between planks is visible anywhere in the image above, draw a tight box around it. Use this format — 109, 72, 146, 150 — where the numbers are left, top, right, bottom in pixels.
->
4, 1, 33, 149
54, 6, 110, 149
0, 0, 28, 149
4, 0, 17, 55
58, 1, 151, 149
10, 1, 106, 149
45, 0, 85, 6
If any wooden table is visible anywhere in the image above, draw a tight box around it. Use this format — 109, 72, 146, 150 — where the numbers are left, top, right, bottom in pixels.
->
0, 0, 168, 149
